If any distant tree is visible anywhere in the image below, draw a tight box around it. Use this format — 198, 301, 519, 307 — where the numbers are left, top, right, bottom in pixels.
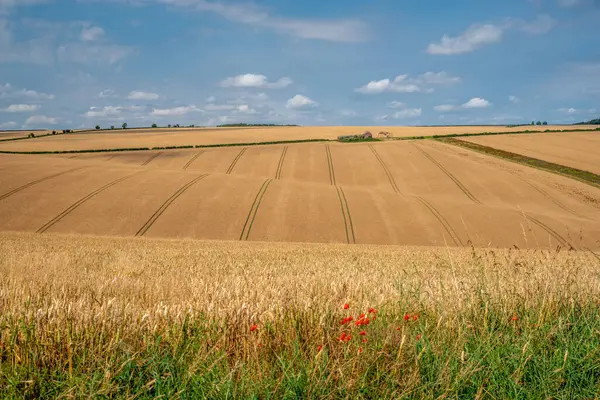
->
110, 125, 115, 130
122, 123, 128, 129
95, 125, 100, 130
168, 124, 171, 128
531, 121, 535, 125
151, 123, 158, 128
542, 121, 548, 125
536, 121, 542, 126
52, 130, 56, 135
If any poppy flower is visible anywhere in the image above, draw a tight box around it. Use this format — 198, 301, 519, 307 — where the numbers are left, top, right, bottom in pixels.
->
358, 347, 363, 353
511, 315, 519, 321
416, 334, 422, 341
343, 303, 350, 310
368, 308, 377, 314
343, 334, 352, 342
250, 324, 258, 332
362, 338, 368, 343
338, 332, 347, 341
317, 345, 323, 352
404, 314, 411, 321
413, 314, 419, 321
341, 316, 354, 325
358, 313, 366, 319
396, 327, 401, 331
359, 330, 367, 336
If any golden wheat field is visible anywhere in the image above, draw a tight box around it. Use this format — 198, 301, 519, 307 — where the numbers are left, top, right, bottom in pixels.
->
1, 131, 599, 249
0, 125, 596, 152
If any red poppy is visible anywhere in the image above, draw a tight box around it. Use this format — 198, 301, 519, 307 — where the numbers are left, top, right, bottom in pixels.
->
343, 303, 350, 310
358, 313, 366, 319
359, 330, 367, 336
250, 324, 258, 332
362, 338, 368, 343
396, 327, 401, 331
341, 316, 354, 325
338, 332, 347, 341
368, 308, 377, 314
416, 334, 422, 341
413, 314, 419, 321
404, 314, 411, 321
344, 334, 352, 342
317, 345, 323, 352
511, 315, 519, 321
358, 347, 363, 353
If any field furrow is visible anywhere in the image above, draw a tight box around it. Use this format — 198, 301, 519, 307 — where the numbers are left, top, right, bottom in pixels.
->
226, 148, 247, 174
183, 151, 204, 170
141, 152, 162, 166
0, 167, 85, 202
240, 179, 273, 241
275, 146, 288, 179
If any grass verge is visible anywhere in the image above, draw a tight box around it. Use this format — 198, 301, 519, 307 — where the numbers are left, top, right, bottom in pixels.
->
1, 233, 600, 398
437, 137, 600, 189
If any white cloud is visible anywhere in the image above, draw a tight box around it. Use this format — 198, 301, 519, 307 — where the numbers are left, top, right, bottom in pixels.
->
388, 101, 405, 108
356, 72, 459, 94
558, 107, 578, 114
16, 88, 55, 100
128, 91, 159, 100
134, 0, 369, 43
235, 104, 257, 114
151, 105, 200, 116
428, 16, 556, 55
392, 108, 422, 119
220, 74, 292, 89
3, 104, 39, 112
24, 115, 57, 125
463, 97, 491, 108
427, 24, 503, 55
80, 26, 105, 41
509, 95, 520, 103
0, 121, 17, 128
286, 94, 318, 110
84, 106, 123, 118
434, 104, 458, 112
98, 89, 117, 98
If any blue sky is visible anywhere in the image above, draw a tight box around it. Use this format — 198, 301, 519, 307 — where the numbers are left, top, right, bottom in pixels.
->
0, 0, 599, 129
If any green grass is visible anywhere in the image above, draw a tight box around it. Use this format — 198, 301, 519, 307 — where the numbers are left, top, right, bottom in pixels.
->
2, 304, 599, 398
438, 137, 600, 189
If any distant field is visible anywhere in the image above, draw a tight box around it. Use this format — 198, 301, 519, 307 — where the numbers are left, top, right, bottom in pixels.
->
0, 130, 52, 140
0, 125, 596, 152
1, 138, 599, 249
464, 131, 600, 175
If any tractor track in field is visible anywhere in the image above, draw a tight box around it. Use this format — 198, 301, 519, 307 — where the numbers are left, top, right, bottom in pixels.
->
136, 174, 210, 237
226, 148, 247, 174
275, 146, 288, 179
141, 152, 162, 166
521, 213, 575, 250
0, 167, 86, 202
183, 151, 204, 170
325, 144, 336, 186
415, 196, 463, 246
37, 173, 135, 233
414, 144, 482, 204
369, 144, 402, 194
239, 179, 273, 241
335, 186, 356, 244
105, 154, 117, 162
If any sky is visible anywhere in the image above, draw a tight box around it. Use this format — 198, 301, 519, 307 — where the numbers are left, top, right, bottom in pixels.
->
0, 0, 599, 129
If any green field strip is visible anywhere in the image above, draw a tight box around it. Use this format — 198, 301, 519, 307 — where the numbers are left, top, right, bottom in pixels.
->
37, 174, 135, 233
0, 167, 86, 202
239, 179, 273, 241
437, 137, 600, 189
135, 174, 210, 237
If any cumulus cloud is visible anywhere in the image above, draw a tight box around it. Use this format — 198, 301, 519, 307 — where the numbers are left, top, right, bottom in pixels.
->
558, 107, 578, 113
388, 101, 406, 108
3, 104, 39, 112
127, 91, 159, 100
286, 94, 318, 110
220, 74, 292, 89
24, 115, 57, 125
0, 121, 17, 128
235, 104, 257, 114
151, 105, 200, 116
434, 97, 492, 112
98, 89, 117, 98
356, 72, 459, 94
84, 106, 123, 118
462, 97, 491, 108
16, 88, 55, 100
80, 26, 105, 41
509, 95, 520, 103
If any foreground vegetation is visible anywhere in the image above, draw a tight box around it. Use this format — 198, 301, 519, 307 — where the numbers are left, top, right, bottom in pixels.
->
1, 233, 599, 398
